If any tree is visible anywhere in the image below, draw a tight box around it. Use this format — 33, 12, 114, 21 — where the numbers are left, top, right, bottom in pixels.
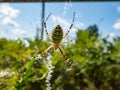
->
87, 24, 99, 37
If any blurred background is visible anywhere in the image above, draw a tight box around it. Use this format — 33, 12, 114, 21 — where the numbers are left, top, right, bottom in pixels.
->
0, 2, 120, 90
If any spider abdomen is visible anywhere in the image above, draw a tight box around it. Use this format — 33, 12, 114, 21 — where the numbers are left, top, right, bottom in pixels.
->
52, 25, 63, 44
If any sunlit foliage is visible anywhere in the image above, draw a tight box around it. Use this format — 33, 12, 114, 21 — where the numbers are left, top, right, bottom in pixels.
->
0, 28, 120, 90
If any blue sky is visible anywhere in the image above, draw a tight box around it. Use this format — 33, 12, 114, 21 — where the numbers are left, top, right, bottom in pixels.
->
0, 2, 120, 40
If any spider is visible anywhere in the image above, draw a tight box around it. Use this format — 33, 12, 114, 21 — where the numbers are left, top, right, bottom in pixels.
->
34, 12, 75, 66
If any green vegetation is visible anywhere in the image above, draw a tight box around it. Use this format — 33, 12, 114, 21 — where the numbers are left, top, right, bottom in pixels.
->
0, 28, 120, 90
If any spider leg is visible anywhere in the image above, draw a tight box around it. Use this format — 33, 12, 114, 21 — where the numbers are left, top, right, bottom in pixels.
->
34, 45, 53, 61
43, 13, 52, 39
63, 12, 75, 38
58, 46, 73, 66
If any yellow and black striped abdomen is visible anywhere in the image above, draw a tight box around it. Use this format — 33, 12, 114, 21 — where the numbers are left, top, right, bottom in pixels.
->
52, 25, 63, 44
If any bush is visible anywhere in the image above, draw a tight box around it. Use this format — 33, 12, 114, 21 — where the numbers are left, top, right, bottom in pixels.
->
0, 29, 120, 90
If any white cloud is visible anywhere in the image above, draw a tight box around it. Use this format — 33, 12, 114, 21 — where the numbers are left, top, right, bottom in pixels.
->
109, 32, 116, 38
63, 2, 72, 16
0, 4, 27, 39
1, 16, 19, 27
117, 6, 120, 13
108, 32, 117, 42
113, 19, 120, 30
11, 28, 27, 36
74, 22, 84, 29
51, 15, 71, 32
51, 15, 69, 26
51, 15, 84, 33
0, 3, 20, 27
0, 14, 3, 19
0, 3, 20, 18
